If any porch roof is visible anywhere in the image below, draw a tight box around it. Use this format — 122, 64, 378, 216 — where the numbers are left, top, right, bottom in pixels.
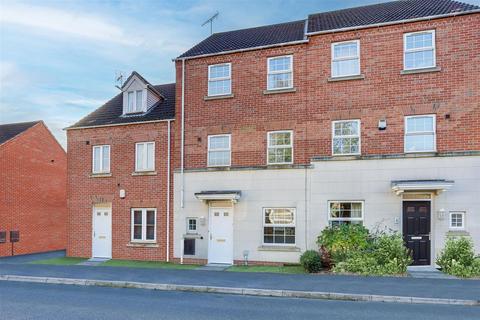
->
391, 179, 454, 195
194, 190, 242, 202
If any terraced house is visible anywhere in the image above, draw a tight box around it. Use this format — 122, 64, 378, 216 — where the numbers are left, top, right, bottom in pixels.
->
67, 0, 480, 267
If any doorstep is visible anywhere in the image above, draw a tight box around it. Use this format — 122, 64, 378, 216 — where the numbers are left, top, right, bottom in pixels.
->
407, 266, 456, 279
196, 263, 231, 271
77, 258, 110, 266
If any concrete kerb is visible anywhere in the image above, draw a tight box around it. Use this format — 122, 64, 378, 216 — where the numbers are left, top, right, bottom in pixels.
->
1, 275, 479, 306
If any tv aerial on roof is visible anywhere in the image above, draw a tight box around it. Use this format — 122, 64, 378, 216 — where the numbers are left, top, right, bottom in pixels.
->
202, 11, 219, 35
115, 71, 125, 90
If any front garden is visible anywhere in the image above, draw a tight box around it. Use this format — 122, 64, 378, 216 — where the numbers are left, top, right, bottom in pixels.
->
299, 224, 480, 278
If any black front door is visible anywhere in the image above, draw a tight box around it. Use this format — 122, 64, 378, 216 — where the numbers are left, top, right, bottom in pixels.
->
403, 201, 431, 265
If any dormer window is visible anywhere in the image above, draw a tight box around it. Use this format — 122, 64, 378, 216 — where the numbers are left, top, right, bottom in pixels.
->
126, 90, 144, 114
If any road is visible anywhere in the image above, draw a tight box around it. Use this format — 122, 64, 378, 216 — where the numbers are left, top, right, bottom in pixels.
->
0, 281, 479, 320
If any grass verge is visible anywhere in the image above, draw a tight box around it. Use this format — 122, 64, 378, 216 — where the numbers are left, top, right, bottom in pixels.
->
226, 265, 305, 274
29, 257, 87, 265
100, 259, 198, 269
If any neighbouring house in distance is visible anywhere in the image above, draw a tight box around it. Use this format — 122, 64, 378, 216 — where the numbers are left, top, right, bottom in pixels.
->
0, 121, 67, 257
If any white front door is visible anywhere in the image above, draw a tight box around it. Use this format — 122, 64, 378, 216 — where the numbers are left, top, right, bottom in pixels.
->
92, 207, 112, 258
208, 207, 233, 264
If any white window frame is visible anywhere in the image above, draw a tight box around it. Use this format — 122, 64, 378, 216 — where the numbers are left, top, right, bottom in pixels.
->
331, 40, 360, 78
208, 63, 232, 96
135, 142, 155, 172
449, 211, 465, 230
92, 145, 110, 174
267, 130, 294, 165
207, 134, 231, 167
267, 55, 293, 91
262, 207, 296, 246
328, 201, 364, 225
125, 90, 144, 114
187, 217, 198, 234
403, 30, 436, 71
332, 119, 361, 156
404, 114, 436, 153
131, 208, 157, 243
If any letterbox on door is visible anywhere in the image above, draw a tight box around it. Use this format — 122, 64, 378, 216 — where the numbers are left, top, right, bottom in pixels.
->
10, 231, 19, 243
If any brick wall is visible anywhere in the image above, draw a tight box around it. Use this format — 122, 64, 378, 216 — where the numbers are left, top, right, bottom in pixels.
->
175, 14, 480, 169
67, 121, 174, 261
0, 123, 67, 257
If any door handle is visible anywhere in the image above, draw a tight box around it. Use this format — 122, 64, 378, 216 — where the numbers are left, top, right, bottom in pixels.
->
210, 233, 212, 240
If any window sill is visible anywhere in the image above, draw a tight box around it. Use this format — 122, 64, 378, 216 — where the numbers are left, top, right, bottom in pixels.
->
266, 163, 294, 168
401, 67, 441, 75
132, 171, 157, 176
328, 74, 365, 82
90, 173, 112, 178
204, 94, 234, 101
127, 242, 159, 248
258, 245, 300, 252
446, 230, 469, 237
263, 87, 296, 95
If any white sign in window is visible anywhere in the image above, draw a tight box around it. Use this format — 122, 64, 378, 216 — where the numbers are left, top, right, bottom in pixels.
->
404, 30, 436, 70
135, 142, 155, 172
208, 134, 231, 167
328, 201, 364, 226
449, 211, 465, 230
131, 208, 156, 242
267, 55, 293, 90
263, 208, 295, 245
332, 120, 360, 155
208, 63, 231, 96
404, 115, 436, 152
331, 40, 360, 77
92, 145, 110, 174
267, 131, 293, 164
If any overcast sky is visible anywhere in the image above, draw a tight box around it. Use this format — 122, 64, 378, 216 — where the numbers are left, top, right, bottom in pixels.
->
1, 0, 479, 148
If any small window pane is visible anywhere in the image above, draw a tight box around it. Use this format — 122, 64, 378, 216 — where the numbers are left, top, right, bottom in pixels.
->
146, 226, 155, 240
134, 211, 142, 224
93, 147, 101, 172
127, 91, 134, 112
136, 90, 143, 111
146, 211, 155, 225
102, 146, 110, 172
146, 143, 154, 170
133, 226, 142, 239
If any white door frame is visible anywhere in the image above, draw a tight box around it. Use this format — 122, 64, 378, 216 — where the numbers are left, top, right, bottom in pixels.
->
92, 206, 112, 258
208, 206, 234, 264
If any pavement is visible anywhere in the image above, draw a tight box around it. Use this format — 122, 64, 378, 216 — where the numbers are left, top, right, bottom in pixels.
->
2, 281, 479, 320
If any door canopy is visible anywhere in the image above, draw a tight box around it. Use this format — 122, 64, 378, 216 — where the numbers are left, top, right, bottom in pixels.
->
391, 179, 454, 195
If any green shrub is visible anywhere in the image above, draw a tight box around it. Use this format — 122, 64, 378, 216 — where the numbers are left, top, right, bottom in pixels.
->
437, 237, 480, 278
300, 250, 322, 273
317, 224, 370, 264
333, 233, 412, 276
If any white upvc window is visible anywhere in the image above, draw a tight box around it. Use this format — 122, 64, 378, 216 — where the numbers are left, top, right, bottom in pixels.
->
332, 120, 361, 155
187, 218, 197, 233
131, 208, 156, 242
92, 145, 110, 174
208, 63, 231, 96
263, 208, 296, 245
449, 211, 465, 230
404, 115, 436, 153
404, 30, 436, 70
331, 40, 360, 78
267, 55, 293, 90
135, 142, 155, 172
328, 201, 364, 226
126, 90, 144, 114
267, 130, 293, 165
207, 134, 231, 167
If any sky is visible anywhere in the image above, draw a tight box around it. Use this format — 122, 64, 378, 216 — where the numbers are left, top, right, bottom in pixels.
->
1, 0, 479, 148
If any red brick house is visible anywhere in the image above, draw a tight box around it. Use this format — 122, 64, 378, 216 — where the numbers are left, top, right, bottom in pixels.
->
66, 73, 175, 260
0, 121, 67, 257
68, 0, 479, 266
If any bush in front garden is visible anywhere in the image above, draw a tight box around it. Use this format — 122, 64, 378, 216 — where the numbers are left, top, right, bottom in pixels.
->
300, 250, 322, 273
316, 224, 370, 264
333, 233, 412, 275
437, 237, 480, 278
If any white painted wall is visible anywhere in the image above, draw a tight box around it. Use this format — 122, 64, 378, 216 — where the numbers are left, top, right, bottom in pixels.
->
173, 155, 480, 265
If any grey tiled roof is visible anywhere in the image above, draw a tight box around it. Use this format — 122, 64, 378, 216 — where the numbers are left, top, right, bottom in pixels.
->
178, 20, 306, 58
178, 0, 478, 59
0, 121, 41, 145
307, 0, 479, 33
69, 83, 175, 129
